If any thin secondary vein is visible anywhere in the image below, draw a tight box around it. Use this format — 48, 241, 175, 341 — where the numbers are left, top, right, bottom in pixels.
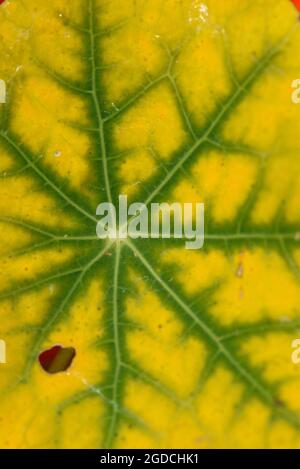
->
141, 34, 291, 208
105, 242, 122, 448
0, 133, 97, 223
88, 0, 113, 204
127, 240, 277, 404
22, 241, 113, 379
0, 266, 83, 300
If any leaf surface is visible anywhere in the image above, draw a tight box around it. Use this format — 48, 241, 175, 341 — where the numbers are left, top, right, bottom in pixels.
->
0, 0, 300, 448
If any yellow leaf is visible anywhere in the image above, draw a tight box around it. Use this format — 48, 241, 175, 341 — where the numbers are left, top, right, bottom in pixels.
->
0, 0, 300, 449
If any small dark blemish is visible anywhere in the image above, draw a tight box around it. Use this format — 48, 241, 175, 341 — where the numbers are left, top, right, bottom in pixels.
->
39, 344, 76, 374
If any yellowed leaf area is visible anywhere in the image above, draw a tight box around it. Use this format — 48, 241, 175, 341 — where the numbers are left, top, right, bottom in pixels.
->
0, 0, 300, 449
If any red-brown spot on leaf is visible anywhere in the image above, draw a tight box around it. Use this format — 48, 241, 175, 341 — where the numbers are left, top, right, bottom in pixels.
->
39, 345, 76, 374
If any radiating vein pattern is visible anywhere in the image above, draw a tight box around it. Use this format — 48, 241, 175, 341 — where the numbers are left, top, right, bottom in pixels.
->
0, 0, 300, 449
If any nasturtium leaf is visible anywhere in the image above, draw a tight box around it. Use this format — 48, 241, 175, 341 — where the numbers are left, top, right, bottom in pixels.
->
0, 0, 300, 449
